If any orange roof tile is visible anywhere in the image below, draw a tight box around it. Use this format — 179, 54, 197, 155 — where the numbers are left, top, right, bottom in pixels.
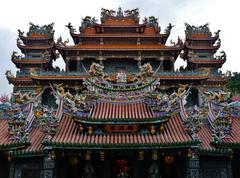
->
78, 32, 163, 37
13, 59, 50, 64
144, 27, 158, 35
29, 33, 50, 38
189, 59, 225, 64
73, 44, 167, 49
25, 127, 45, 152
0, 119, 10, 145
50, 114, 193, 147
103, 18, 137, 25
221, 119, 240, 143
198, 124, 215, 151
191, 34, 210, 38
83, 27, 96, 34
90, 101, 154, 119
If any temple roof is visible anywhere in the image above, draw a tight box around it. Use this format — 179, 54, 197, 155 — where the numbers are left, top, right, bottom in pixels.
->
71, 31, 168, 37
188, 59, 226, 65
18, 23, 54, 39
56, 44, 182, 51
44, 114, 197, 149
11, 127, 46, 157
0, 119, 29, 150
185, 44, 220, 50
90, 101, 154, 119
74, 100, 168, 124
212, 119, 240, 149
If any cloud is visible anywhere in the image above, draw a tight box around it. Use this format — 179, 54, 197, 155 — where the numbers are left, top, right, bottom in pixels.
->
0, 28, 18, 94
0, 0, 239, 94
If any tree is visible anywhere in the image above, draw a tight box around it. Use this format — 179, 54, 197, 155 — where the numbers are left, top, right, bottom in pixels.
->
227, 72, 240, 95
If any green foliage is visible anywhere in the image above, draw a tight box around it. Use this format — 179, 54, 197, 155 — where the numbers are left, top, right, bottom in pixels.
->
227, 72, 240, 94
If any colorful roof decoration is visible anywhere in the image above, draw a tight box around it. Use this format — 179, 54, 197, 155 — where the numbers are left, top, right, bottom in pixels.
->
1, 8, 238, 166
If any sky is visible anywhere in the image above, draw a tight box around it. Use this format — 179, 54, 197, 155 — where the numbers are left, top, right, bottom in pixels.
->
0, 0, 239, 94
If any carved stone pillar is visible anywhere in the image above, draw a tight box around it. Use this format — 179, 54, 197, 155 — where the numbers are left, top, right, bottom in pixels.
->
186, 155, 200, 178
43, 156, 55, 178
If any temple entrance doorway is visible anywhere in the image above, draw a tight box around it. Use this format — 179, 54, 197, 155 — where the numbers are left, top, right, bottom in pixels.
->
111, 159, 133, 178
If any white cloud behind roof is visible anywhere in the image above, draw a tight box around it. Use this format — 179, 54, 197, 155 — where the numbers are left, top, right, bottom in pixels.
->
0, 0, 239, 94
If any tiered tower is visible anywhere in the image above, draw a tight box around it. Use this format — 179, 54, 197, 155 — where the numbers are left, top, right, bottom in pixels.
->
7, 23, 57, 92
182, 23, 228, 88
1, 8, 239, 178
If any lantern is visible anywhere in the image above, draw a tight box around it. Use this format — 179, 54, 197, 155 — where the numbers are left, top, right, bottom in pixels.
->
88, 126, 93, 135
164, 155, 175, 165
150, 125, 156, 134
187, 148, 192, 158
50, 150, 56, 160
152, 150, 158, 160
100, 151, 105, 161
160, 124, 164, 133
139, 150, 144, 160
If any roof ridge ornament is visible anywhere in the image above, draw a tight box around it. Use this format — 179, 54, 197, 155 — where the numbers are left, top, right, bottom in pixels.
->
80, 16, 97, 32
66, 22, 76, 33
27, 22, 55, 36
185, 23, 212, 38
143, 16, 160, 33
100, 7, 139, 23
202, 90, 233, 141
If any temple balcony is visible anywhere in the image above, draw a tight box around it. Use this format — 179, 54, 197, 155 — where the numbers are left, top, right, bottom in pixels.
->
25, 69, 210, 79
37, 70, 88, 76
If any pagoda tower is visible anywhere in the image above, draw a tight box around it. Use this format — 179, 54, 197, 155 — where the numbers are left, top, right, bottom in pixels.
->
6, 23, 57, 92
0, 7, 240, 178
55, 7, 182, 78
182, 23, 228, 88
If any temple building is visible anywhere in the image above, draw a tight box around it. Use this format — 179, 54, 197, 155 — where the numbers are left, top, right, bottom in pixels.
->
0, 7, 239, 178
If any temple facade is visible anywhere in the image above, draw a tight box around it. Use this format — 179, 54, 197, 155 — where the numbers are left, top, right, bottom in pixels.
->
0, 7, 239, 178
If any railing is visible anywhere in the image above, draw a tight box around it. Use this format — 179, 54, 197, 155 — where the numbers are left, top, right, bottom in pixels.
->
157, 70, 208, 76
15, 69, 226, 78
38, 70, 89, 76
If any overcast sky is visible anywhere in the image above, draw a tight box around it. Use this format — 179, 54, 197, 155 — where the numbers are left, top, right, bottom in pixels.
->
0, 0, 239, 94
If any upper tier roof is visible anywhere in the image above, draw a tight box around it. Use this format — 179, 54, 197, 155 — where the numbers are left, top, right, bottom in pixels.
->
18, 23, 54, 41
66, 8, 174, 42
184, 23, 220, 41
100, 7, 140, 25
56, 43, 182, 51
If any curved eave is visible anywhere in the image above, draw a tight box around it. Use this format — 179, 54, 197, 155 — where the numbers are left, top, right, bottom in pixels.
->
19, 34, 53, 41
158, 75, 209, 80
188, 59, 226, 65
31, 75, 89, 80
10, 149, 44, 158
199, 148, 232, 156
0, 142, 30, 151
43, 140, 200, 150
71, 32, 169, 38
186, 44, 220, 50
55, 44, 183, 51
202, 77, 229, 85
12, 58, 51, 65
94, 23, 146, 28
73, 116, 169, 125
186, 35, 218, 41
17, 43, 54, 50
211, 141, 240, 149
6, 76, 33, 84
